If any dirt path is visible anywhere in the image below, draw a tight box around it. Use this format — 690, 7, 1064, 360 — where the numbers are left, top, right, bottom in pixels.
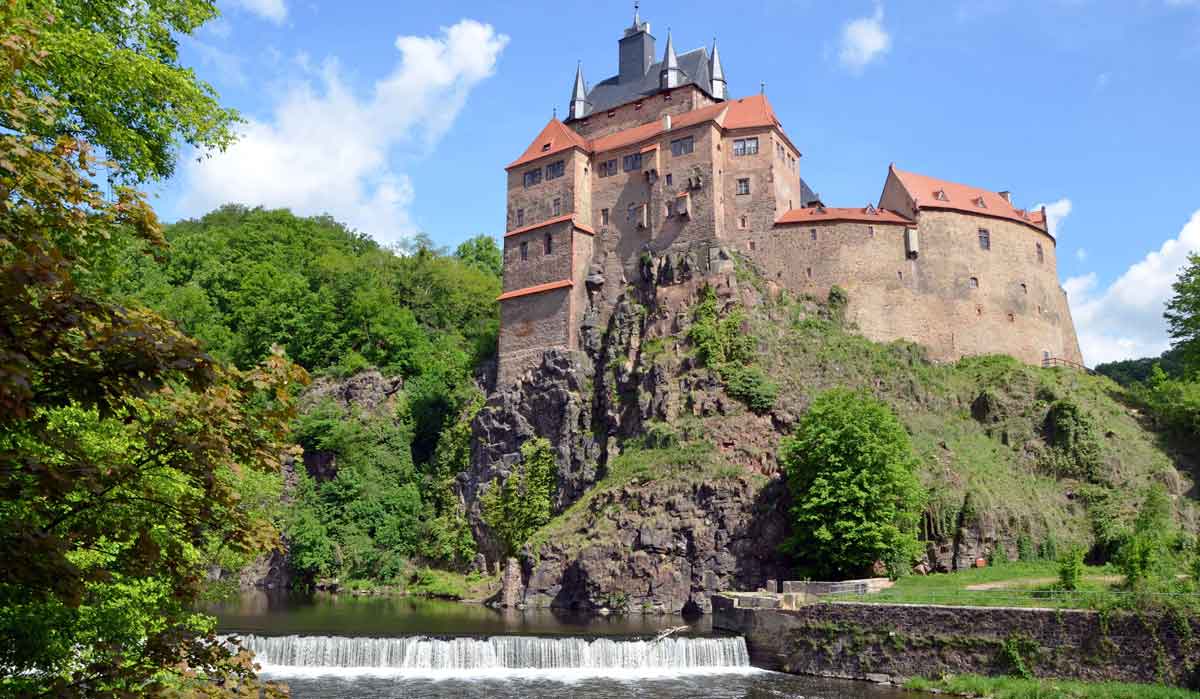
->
965, 575, 1121, 591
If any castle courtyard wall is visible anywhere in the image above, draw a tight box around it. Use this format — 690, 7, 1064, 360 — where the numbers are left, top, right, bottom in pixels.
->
497, 287, 572, 386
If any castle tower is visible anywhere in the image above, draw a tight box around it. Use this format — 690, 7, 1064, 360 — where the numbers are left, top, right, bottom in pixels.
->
709, 39, 727, 100
618, 6, 654, 82
660, 30, 683, 89
568, 63, 590, 121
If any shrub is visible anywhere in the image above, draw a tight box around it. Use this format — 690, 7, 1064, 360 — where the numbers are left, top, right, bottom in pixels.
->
482, 437, 558, 557
990, 541, 1009, 567
722, 364, 779, 414
1058, 546, 1085, 591
780, 389, 926, 578
1116, 484, 1176, 588
688, 285, 776, 412
1040, 399, 1104, 481
1017, 534, 1035, 562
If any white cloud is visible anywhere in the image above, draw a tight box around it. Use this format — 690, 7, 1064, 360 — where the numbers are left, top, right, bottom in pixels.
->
177, 20, 509, 245
1034, 197, 1072, 237
1066, 210, 1200, 365
225, 0, 287, 24
839, 5, 891, 73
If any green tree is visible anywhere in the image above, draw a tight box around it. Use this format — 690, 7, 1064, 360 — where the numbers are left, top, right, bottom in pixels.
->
454, 234, 503, 278
482, 438, 558, 557
780, 389, 926, 578
1166, 252, 1200, 374
10, 0, 239, 183
0, 10, 299, 696
1116, 484, 1176, 588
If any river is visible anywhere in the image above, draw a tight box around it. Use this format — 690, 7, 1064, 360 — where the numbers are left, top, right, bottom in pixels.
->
211, 591, 924, 698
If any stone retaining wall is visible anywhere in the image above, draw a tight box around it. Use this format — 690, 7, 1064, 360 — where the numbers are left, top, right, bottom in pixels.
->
713, 597, 1200, 688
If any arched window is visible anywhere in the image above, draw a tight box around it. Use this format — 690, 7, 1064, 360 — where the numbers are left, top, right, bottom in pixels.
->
969, 277, 979, 289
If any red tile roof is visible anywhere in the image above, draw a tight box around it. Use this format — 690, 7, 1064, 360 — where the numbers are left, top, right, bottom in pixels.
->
510, 95, 789, 168
776, 206, 913, 226
890, 165, 1049, 235
507, 118, 590, 170
496, 278, 573, 301
504, 214, 594, 237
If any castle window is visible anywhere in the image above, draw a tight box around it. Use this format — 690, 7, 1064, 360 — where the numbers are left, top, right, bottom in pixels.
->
806, 267, 813, 279
732, 137, 759, 156
607, 110, 615, 118
666, 173, 673, 186
623, 153, 642, 172
810, 228, 817, 241
736, 178, 750, 195
541, 142, 551, 152
545, 160, 565, 180
976, 305, 983, 316
520, 241, 528, 261
1036, 242, 1044, 263
601, 208, 609, 226
1008, 312, 1015, 323
599, 159, 617, 177
749, 240, 756, 251
671, 136, 694, 156
552, 198, 561, 216
523, 168, 542, 187
969, 277, 979, 289
738, 216, 748, 230
1021, 283, 1028, 294
516, 208, 524, 227
543, 232, 552, 255
934, 189, 949, 202
665, 202, 673, 218
868, 225, 876, 238
978, 228, 991, 250
898, 270, 903, 280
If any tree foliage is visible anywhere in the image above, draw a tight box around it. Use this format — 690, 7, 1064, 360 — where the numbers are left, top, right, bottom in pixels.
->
688, 285, 777, 413
0, 9, 299, 696
1165, 252, 1200, 375
482, 438, 558, 557
9, 0, 240, 183
780, 389, 926, 578
454, 234, 503, 278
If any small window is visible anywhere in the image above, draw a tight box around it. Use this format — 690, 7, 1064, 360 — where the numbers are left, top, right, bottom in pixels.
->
1043, 350, 1051, 361
806, 267, 813, 279
601, 208, 609, 226
543, 233, 552, 255
553, 198, 561, 216
739, 215, 748, 230
868, 225, 875, 238
519, 241, 528, 261
749, 240, 756, 251
934, 189, 949, 202
670, 136, 694, 157
1036, 242, 1045, 263
978, 228, 991, 250
545, 160, 565, 180
516, 209, 524, 227
665, 203, 673, 218
1021, 283, 1028, 294
623, 153, 642, 171
523, 169, 542, 187
599, 159, 618, 177
810, 228, 817, 241
666, 173, 673, 186
969, 277, 979, 289
540, 142, 551, 152
732, 137, 759, 156
1007, 312, 1015, 323
736, 178, 750, 195
976, 305, 983, 316
898, 270, 903, 280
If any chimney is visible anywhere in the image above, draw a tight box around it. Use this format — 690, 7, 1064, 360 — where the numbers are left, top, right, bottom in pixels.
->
999, 191, 1012, 204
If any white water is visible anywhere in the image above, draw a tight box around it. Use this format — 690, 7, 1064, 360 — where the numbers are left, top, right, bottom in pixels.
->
229, 633, 758, 680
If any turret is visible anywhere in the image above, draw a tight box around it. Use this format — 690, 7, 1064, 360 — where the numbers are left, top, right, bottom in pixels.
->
660, 30, 682, 89
709, 38, 727, 100
618, 5, 654, 82
568, 62, 590, 120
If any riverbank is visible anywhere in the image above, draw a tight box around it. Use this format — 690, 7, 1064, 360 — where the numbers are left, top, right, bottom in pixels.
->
906, 675, 1200, 698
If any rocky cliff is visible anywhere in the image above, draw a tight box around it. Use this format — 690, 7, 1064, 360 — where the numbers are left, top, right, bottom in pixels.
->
461, 244, 1196, 613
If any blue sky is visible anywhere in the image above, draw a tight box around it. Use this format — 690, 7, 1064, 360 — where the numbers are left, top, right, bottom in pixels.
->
156, 0, 1200, 365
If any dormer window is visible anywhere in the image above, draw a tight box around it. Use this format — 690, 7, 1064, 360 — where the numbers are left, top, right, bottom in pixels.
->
934, 189, 949, 202
541, 142, 551, 152
974, 196, 987, 208
865, 203, 877, 215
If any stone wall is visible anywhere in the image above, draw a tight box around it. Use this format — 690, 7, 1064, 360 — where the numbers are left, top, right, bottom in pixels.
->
739, 208, 1083, 367
713, 601, 1200, 688
497, 287, 571, 386
568, 83, 717, 140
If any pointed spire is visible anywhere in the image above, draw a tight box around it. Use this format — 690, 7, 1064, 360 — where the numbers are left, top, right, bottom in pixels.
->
633, 0, 640, 28
660, 29, 681, 89
709, 37, 727, 100
568, 61, 590, 120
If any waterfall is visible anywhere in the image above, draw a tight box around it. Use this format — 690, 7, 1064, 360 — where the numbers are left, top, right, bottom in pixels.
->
228, 634, 755, 678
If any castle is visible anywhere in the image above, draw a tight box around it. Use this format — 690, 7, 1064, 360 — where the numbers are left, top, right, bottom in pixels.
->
496, 10, 1083, 386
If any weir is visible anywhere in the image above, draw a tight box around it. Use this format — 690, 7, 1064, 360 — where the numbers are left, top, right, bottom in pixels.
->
230, 633, 753, 676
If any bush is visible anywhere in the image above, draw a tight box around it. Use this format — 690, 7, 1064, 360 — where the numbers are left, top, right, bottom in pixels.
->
780, 389, 926, 578
1058, 546, 1085, 591
482, 438, 558, 557
722, 364, 779, 414
1116, 484, 1176, 588
1017, 534, 1035, 562
990, 541, 1009, 567
688, 285, 777, 413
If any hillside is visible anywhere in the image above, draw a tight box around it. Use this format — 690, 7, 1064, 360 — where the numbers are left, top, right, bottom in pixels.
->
465, 246, 1196, 612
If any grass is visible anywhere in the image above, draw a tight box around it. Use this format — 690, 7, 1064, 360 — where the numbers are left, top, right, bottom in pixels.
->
404, 568, 498, 601
825, 561, 1125, 609
906, 674, 1200, 698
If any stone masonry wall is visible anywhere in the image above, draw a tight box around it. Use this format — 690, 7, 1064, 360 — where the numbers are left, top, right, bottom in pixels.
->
569, 83, 717, 140
713, 601, 1200, 688
739, 209, 1083, 367
497, 287, 571, 386
500, 220, 574, 293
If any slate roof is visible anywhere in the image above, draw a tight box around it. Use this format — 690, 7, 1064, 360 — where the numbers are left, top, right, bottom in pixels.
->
575, 47, 715, 118
889, 164, 1050, 235
799, 178, 819, 207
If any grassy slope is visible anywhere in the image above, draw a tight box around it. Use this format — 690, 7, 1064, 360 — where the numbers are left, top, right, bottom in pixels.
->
526, 286, 1195, 567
